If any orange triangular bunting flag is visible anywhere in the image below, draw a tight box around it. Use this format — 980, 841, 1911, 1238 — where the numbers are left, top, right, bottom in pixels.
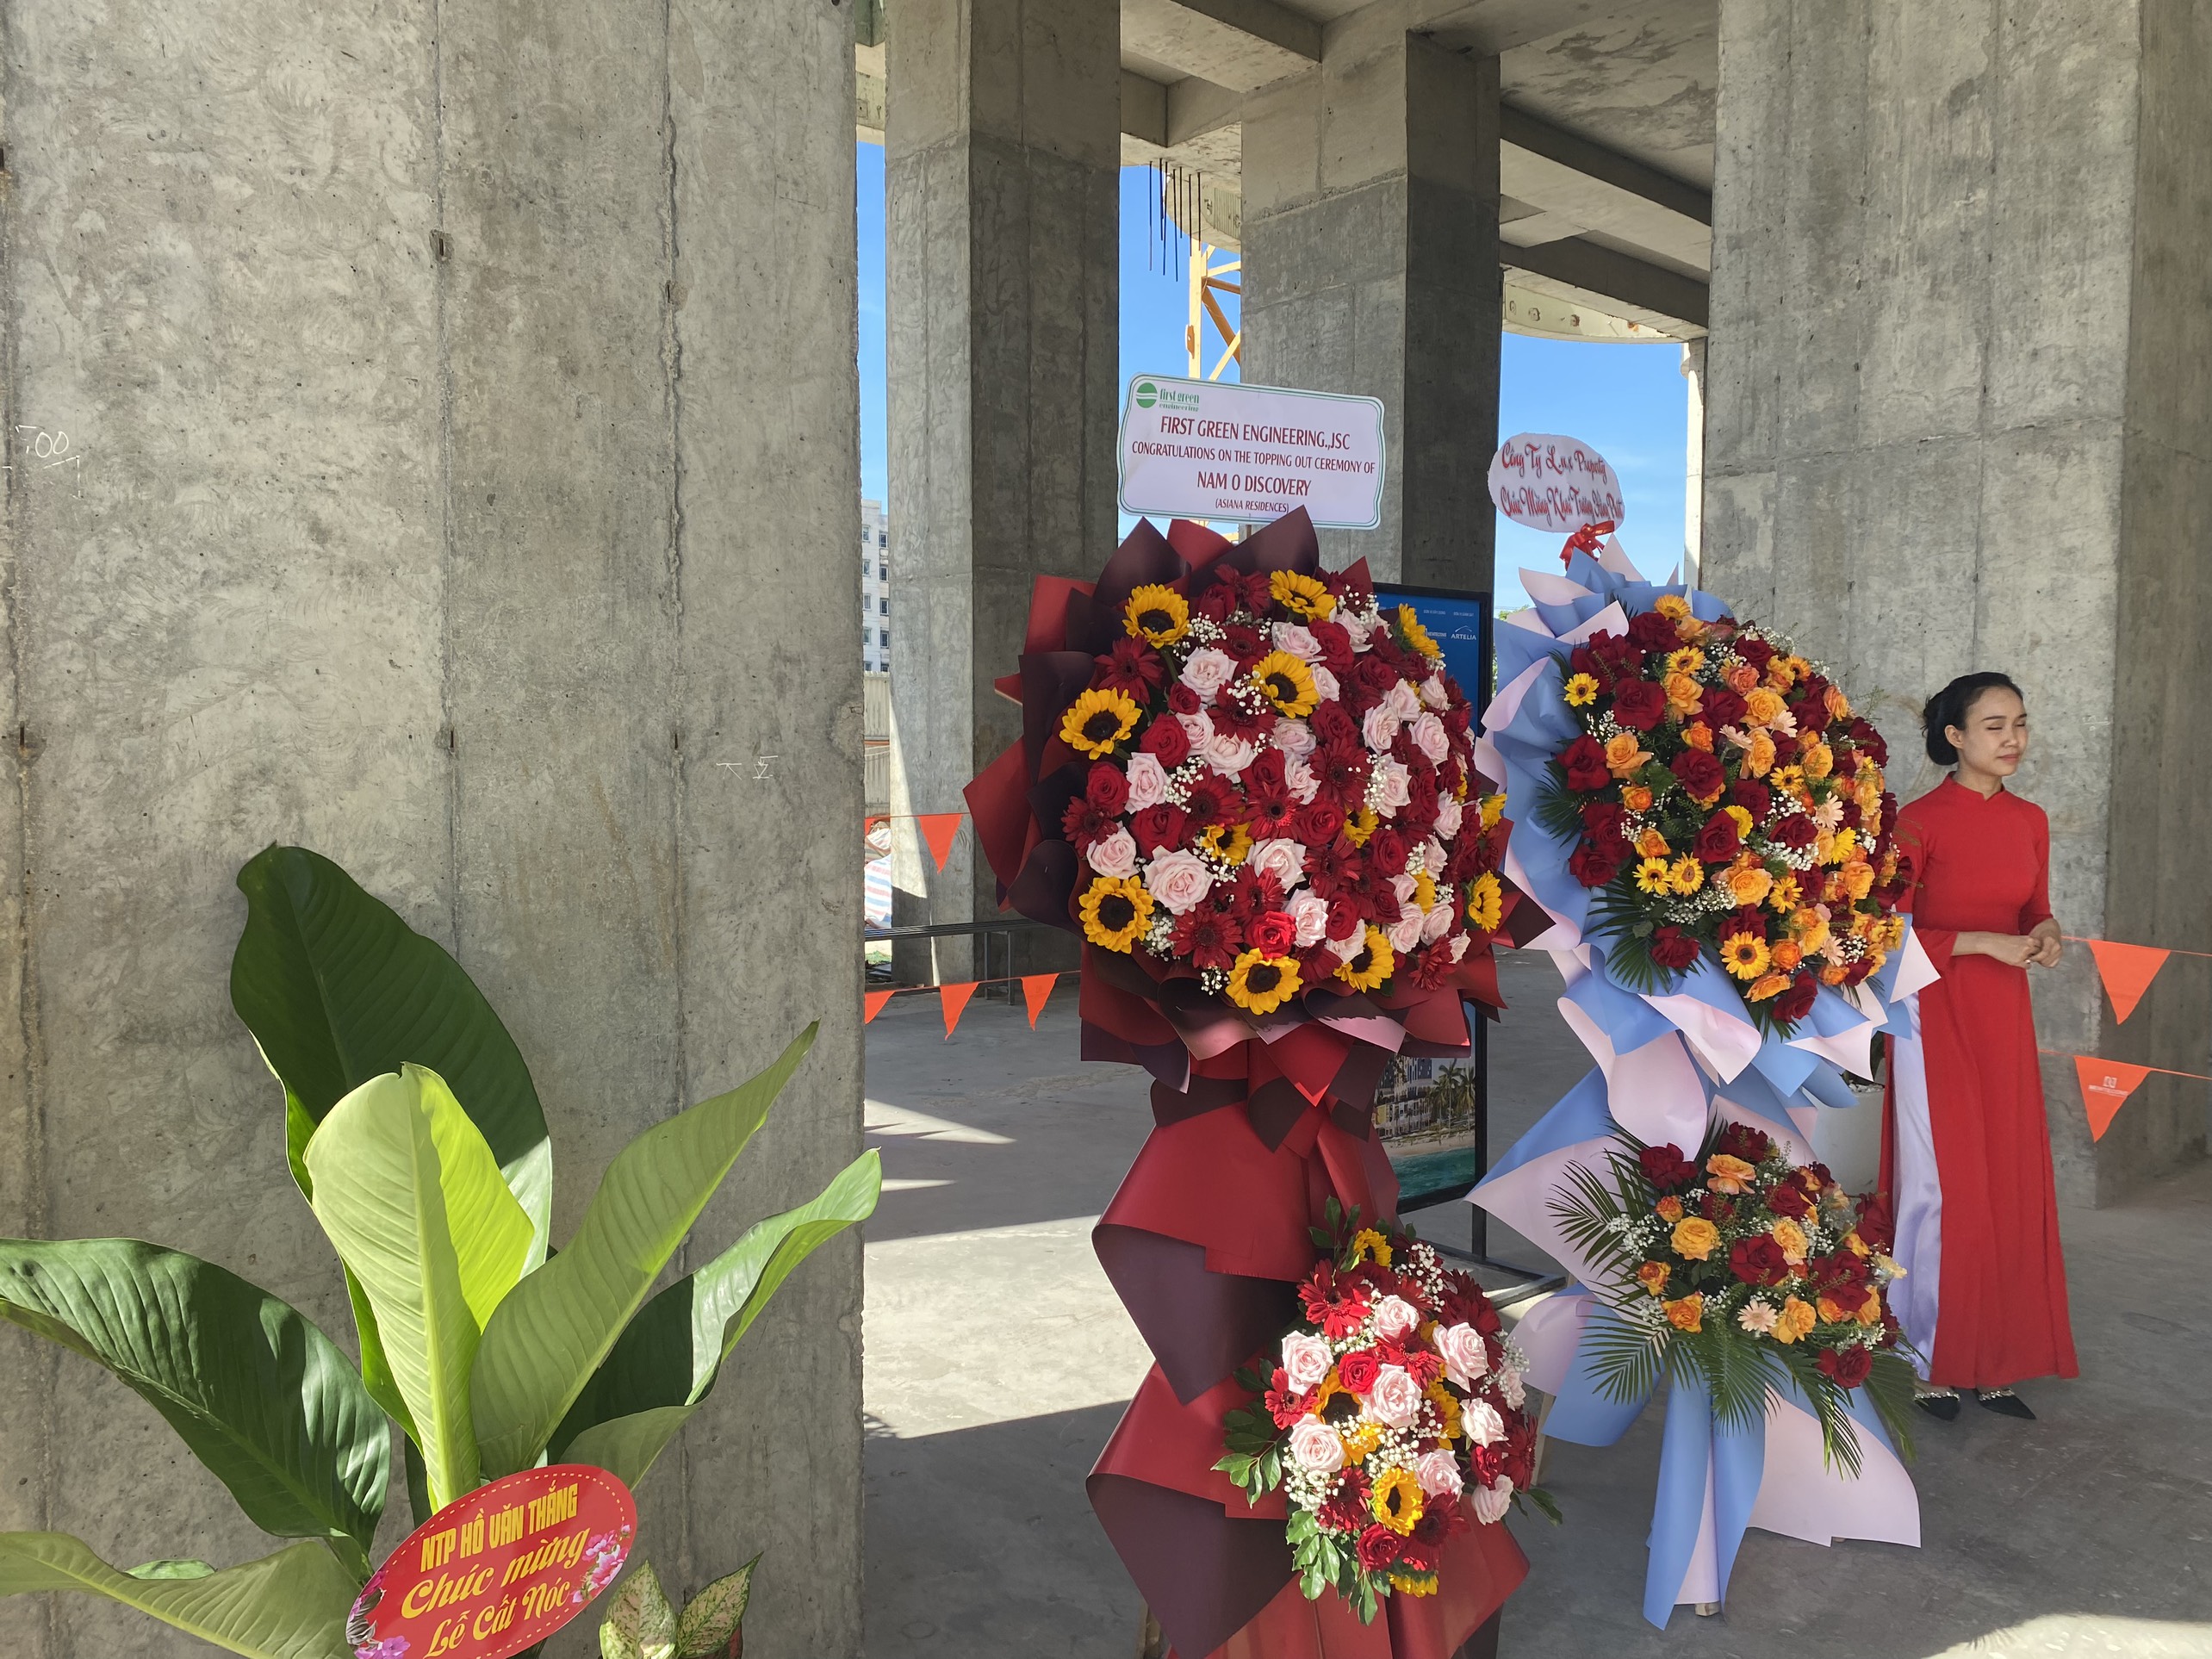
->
2085, 939, 2169, 1024
1020, 973, 1057, 1028
2073, 1054, 2153, 1140
940, 981, 979, 1040
916, 813, 964, 872
863, 990, 897, 1024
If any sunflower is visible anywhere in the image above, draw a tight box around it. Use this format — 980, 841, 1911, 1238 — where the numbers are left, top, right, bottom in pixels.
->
1426, 1378, 1463, 1439
1269, 569, 1336, 619
1395, 605, 1443, 662
1666, 855, 1705, 896
1633, 856, 1672, 895
1388, 1571, 1440, 1598
1334, 925, 1395, 991
1059, 687, 1140, 758
1480, 793, 1506, 830
1719, 932, 1771, 980
1343, 805, 1380, 847
1249, 649, 1320, 718
1226, 948, 1302, 1014
1414, 870, 1438, 912
1196, 821, 1252, 866
1465, 871, 1502, 933
1078, 874, 1153, 953
1370, 1466, 1425, 1535
1563, 671, 1600, 708
1122, 583, 1189, 647
1349, 1227, 1394, 1267
1339, 1420, 1383, 1463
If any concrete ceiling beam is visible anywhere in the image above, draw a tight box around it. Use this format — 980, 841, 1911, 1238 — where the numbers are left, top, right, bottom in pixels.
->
1122, 0, 1320, 93
1506, 235, 1708, 330
1409, 0, 1653, 56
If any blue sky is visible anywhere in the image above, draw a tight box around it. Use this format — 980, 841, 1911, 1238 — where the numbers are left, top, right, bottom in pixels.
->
858, 146, 1689, 607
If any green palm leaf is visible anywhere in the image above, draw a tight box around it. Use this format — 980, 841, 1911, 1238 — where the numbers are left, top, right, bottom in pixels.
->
471, 1025, 818, 1479
550, 1149, 880, 1485
305, 1070, 516, 1510
0, 1533, 356, 1659
0, 1240, 386, 1580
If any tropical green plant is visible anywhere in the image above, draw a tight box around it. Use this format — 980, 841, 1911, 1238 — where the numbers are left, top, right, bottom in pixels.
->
0, 845, 878, 1658
599, 1557, 755, 1659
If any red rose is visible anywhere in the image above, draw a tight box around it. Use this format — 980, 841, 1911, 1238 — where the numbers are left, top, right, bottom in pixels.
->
1627, 609, 1681, 652
1728, 1234, 1789, 1287
1735, 636, 1775, 669
1849, 718, 1890, 767
1611, 678, 1668, 731
1561, 736, 1612, 793
1700, 686, 1747, 730
1589, 632, 1647, 679
1357, 1524, 1402, 1572
1771, 812, 1817, 849
1335, 1350, 1382, 1395
1650, 926, 1700, 970
1249, 910, 1298, 954
1787, 693, 1830, 735
1817, 1346, 1873, 1389
1637, 1143, 1699, 1191
1166, 680, 1202, 716
1693, 811, 1742, 863
1773, 971, 1820, 1024
1729, 780, 1772, 822
1568, 839, 1623, 888
1669, 749, 1724, 802
1086, 761, 1129, 816
1309, 619, 1356, 672
1713, 1122, 1773, 1164
1140, 716, 1190, 768
1767, 1179, 1813, 1220
1843, 959, 1876, 988
1191, 581, 1238, 624
1355, 655, 1398, 693
1311, 700, 1358, 747
1293, 801, 1344, 846
1366, 826, 1409, 876
1129, 804, 1189, 854
1582, 799, 1627, 846
1854, 1190, 1896, 1252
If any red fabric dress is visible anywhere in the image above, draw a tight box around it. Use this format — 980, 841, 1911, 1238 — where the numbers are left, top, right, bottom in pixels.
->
1883, 776, 2078, 1389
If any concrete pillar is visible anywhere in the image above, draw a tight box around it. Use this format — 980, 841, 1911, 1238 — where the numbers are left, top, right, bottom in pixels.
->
0, 3, 864, 1654
885, 0, 1121, 979
1240, 10, 1501, 586
1681, 339, 1706, 587
1703, 0, 2212, 1204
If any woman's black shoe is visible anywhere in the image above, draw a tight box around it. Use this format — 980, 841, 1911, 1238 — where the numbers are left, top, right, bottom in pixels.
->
1914, 1389, 1961, 1421
1975, 1389, 2035, 1420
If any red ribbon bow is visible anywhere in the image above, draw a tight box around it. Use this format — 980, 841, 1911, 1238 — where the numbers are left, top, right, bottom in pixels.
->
1561, 519, 1617, 565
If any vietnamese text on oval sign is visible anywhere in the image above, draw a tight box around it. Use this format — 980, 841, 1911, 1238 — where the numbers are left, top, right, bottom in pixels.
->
345, 1464, 637, 1659
1487, 432, 1625, 534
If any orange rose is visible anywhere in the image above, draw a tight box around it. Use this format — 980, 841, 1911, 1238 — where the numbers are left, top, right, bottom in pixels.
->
1705, 1153, 1757, 1194
1665, 673, 1704, 715
1622, 785, 1654, 812
1683, 720, 1715, 752
1766, 659, 1797, 691
1769, 937, 1804, 971
1664, 1294, 1705, 1333
1744, 688, 1786, 728
1724, 662, 1760, 693
1745, 730, 1777, 777
1817, 1293, 1851, 1324
1856, 1289, 1883, 1326
1605, 732, 1653, 777
1725, 861, 1775, 908
1819, 964, 1849, 986
1637, 828, 1671, 859
1824, 685, 1852, 722
1670, 1217, 1722, 1260
1636, 1261, 1671, 1297
1842, 861, 1875, 901
1774, 1296, 1817, 1343
1793, 910, 1831, 954
1656, 1195, 1685, 1222
1802, 742, 1834, 780
1747, 972, 1791, 1002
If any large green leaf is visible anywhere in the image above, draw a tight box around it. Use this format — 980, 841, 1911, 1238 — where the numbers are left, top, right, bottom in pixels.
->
231, 844, 553, 1264
472, 1025, 819, 1478
0, 1532, 356, 1659
0, 1239, 386, 1580
551, 1149, 880, 1486
305, 1071, 506, 1510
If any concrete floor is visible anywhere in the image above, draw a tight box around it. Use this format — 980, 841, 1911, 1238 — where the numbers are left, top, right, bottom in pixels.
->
861, 955, 2212, 1659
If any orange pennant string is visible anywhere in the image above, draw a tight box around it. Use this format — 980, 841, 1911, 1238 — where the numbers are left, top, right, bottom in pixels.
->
863, 989, 897, 1024
1020, 973, 1057, 1028
2083, 939, 2171, 1024
939, 980, 979, 1040
916, 813, 965, 872
2072, 1055, 2154, 1141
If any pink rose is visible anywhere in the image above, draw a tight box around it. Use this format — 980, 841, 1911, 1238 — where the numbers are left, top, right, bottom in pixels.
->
1420, 900, 1455, 944
1375, 759, 1413, 815
1246, 836, 1308, 892
1271, 718, 1316, 758
1434, 795, 1464, 838
1180, 647, 1238, 701
1459, 1396, 1505, 1448
1123, 751, 1170, 811
1447, 934, 1470, 961
1143, 850, 1214, 915
1288, 1416, 1345, 1474
1177, 710, 1215, 750
1388, 910, 1426, 954
1420, 674, 1448, 711
1280, 1332, 1333, 1393
1289, 891, 1331, 948
1272, 623, 1322, 662
1409, 711, 1449, 765
1366, 1364, 1423, 1431
1326, 927, 1364, 962
1361, 705, 1401, 751
1310, 665, 1341, 703
1433, 1322, 1490, 1389
1283, 755, 1320, 804
1472, 1478, 1513, 1525
1415, 1449, 1464, 1499
1202, 730, 1258, 775
1385, 680, 1423, 724
1372, 1295, 1420, 1341
1088, 827, 1139, 880
1496, 1366, 1525, 1410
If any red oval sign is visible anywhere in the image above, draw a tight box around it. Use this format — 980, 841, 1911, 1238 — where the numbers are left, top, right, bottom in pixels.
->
345, 1464, 637, 1659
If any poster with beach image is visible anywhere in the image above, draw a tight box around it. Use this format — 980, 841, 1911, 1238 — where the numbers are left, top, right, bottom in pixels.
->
1375, 1047, 1483, 1206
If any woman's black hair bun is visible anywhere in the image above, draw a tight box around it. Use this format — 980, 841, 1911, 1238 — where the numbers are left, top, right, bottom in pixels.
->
1921, 672, 2022, 766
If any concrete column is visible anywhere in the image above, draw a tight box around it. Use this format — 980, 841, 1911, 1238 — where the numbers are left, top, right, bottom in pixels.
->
885, 0, 1121, 979
1703, 0, 2212, 1204
0, 3, 864, 1653
1240, 10, 1501, 586
1681, 339, 1706, 587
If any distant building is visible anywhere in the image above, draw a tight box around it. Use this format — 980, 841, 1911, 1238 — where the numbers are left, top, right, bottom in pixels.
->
861, 497, 890, 672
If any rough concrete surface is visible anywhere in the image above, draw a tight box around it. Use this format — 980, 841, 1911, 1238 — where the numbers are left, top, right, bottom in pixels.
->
1700, 0, 2212, 1205
0, 3, 866, 1655
864, 951, 2212, 1659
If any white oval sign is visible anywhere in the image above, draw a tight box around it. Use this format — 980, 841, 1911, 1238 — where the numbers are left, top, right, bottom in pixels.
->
1487, 432, 1625, 533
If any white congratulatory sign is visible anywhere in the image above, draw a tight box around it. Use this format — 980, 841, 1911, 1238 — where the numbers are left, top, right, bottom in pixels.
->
1116, 375, 1387, 529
